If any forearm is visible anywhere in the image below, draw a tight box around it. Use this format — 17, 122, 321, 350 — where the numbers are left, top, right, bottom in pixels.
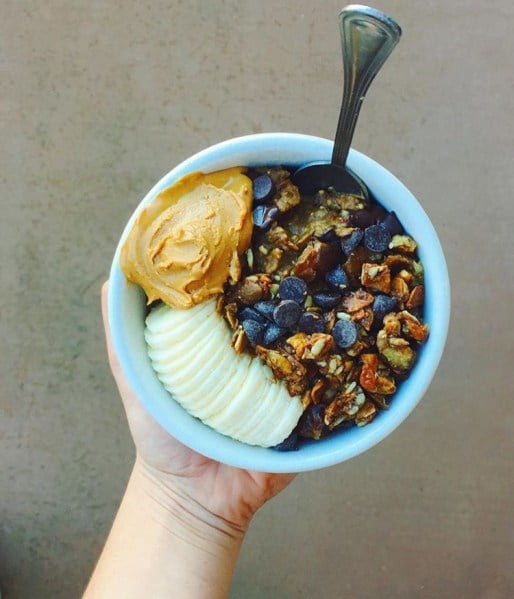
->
84, 459, 245, 599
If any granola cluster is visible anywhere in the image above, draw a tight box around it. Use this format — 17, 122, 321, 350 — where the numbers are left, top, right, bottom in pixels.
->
218, 167, 429, 450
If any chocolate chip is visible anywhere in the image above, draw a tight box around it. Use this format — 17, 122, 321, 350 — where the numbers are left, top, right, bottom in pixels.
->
239, 306, 267, 324
332, 319, 358, 349
312, 291, 341, 311
364, 223, 391, 252
325, 265, 349, 291
253, 204, 279, 230
381, 211, 404, 236
242, 319, 265, 345
298, 312, 326, 334
273, 300, 302, 328
372, 294, 398, 324
252, 174, 275, 205
297, 404, 326, 440
341, 229, 363, 258
263, 323, 287, 345
274, 430, 300, 451
351, 203, 388, 228
278, 276, 307, 303
253, 300, 277, 321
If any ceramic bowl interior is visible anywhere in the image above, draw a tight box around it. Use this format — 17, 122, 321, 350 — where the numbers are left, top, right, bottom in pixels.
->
108, 133, 450, 473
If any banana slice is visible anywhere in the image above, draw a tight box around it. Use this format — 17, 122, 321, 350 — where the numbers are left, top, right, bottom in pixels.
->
145, 299, 303, 447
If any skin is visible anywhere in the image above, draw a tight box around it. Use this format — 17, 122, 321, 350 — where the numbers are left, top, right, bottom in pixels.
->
83, 283, 296, 598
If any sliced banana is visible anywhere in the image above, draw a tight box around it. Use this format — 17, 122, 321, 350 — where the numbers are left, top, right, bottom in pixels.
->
145, 299, 303, 447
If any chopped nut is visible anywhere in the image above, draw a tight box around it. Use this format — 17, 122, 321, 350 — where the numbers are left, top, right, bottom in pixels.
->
237, 274, 273, 304
238, 278, 263, 305
287, 332, 335, 361
231, 327, 247, 354
311, 378, 327, 404
359, 353, 396, 395
406, 285, 425, 310
361, 263, 391, 293
377, 329, 416, 374
324, 383, 366, 429
275, 179, 301, 212
382, 312, 401, 336
367, 392, 390, 409
292, 240, 340, 282
224, 302, 239, 329
383, 253, 416, 274
266, 225, 299, 251
343, 246, 374, 284
255, 345, 308, 396
389, 234, 417, 253
355, 400, 377, 426
351, 307, 374, 331
391, 276, 410, 304
341, 288, 374, 313
263, 247, 283, 274
398, 310, 429, 343
346, 338, 370, 357
317, 353, 348, 385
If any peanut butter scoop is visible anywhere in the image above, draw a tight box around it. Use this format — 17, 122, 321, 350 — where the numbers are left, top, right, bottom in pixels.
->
120, 167, 253, 308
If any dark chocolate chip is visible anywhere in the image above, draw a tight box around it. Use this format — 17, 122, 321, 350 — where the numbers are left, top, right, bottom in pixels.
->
298, 312, 326, 334
325, 265, 349, 291
364, 223, 391, 252
263, 323, 287, 345
273, 300, 302, 328
332, 319, 358, 349
274, 430, 300, 451
351, 203, 388, 228
253, 300, 277, 321
317, 229, 340, 244
381, 211, 404, 236
252, 174, 274, 205
341, 229, 364, 257
278, 276, 307, 303
239, 306, 267, 324
242, 319, 265, 345
297, 404, 326, 440
372, 294, 398, 324
312, 291, 341, 311
253, 204, 279, 230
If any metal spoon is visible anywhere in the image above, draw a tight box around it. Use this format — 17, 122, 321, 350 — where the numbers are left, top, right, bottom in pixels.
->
292, 5, 402, 197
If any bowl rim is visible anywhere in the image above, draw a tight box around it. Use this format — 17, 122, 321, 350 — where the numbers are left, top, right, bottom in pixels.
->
108, 132, 451, 473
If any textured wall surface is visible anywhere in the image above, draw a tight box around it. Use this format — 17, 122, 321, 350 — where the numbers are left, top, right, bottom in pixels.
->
1, 1, 513, 597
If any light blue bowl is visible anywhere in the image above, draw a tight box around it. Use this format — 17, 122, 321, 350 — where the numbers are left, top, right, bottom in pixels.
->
108, 133, 450, 473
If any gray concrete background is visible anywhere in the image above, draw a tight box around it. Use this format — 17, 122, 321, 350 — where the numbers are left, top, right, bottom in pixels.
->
1, 1, 513, 597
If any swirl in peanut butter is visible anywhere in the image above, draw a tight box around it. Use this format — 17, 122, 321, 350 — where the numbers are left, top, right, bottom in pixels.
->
120, 168, 253, 308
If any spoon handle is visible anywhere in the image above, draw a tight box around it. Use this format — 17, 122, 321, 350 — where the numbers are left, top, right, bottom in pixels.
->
332, 5, 401, 168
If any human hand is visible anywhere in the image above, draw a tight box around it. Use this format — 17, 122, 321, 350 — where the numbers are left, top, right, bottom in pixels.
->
101, 282, 296, 534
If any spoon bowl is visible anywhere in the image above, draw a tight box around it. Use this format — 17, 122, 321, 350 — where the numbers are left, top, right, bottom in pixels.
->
293, 5, 402, 196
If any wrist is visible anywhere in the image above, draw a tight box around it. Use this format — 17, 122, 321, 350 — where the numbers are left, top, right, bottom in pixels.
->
85, 460, 245, 598
131, 457, 247, 549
